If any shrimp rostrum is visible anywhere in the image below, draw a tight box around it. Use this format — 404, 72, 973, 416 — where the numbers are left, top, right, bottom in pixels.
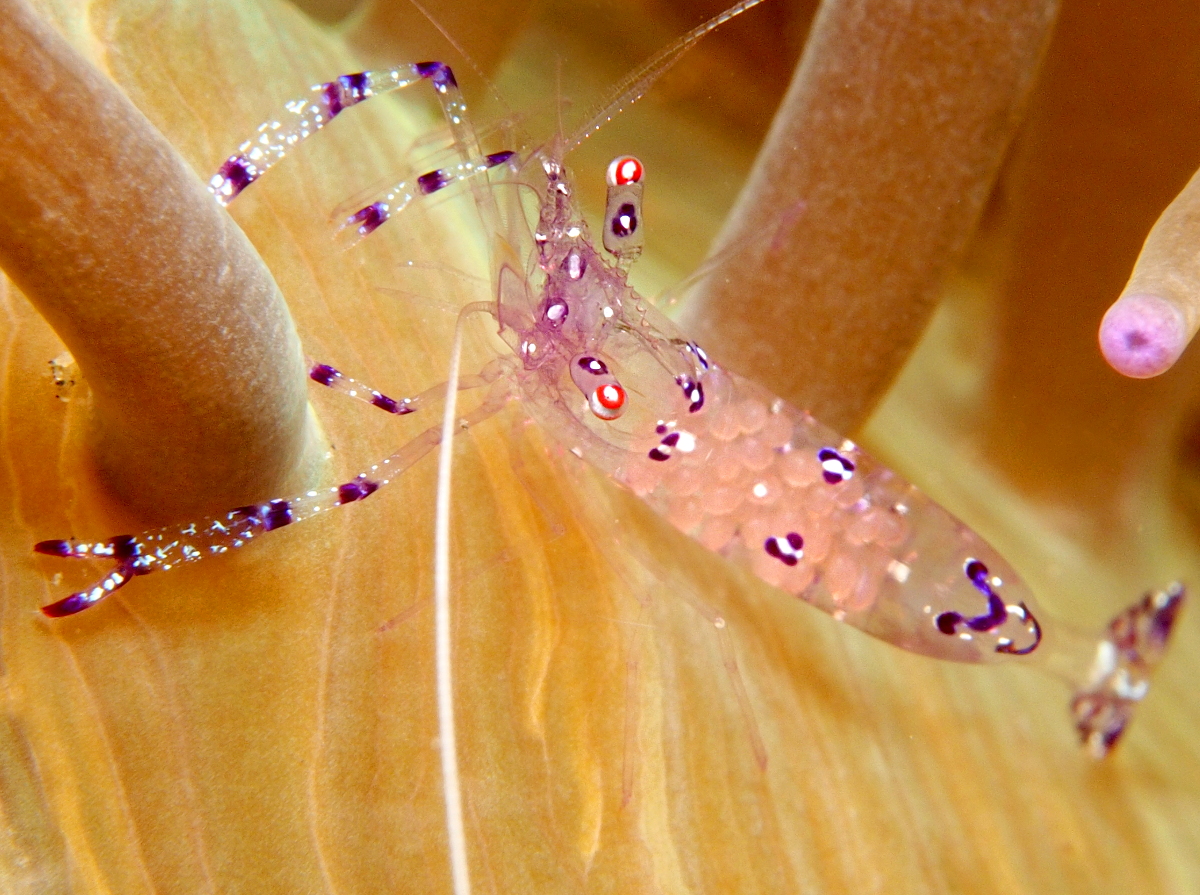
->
36, 0, 1184, 765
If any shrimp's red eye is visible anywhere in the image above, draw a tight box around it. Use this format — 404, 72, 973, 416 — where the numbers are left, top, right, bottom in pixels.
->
590, 383, 626, 420
606, 156, 643, 187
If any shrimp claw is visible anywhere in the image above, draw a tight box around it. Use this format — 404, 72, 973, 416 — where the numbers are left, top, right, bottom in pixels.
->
36, 535, 150, 617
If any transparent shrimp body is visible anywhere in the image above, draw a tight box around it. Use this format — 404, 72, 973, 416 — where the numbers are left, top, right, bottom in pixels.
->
493, 145, 1183, 756
500, 149, 1034, 661
34, 0, 1183, 760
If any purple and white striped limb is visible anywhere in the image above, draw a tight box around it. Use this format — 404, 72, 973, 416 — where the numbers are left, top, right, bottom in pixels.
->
209, 62, 472, 206
37, 375, 512, 618
307, 357, 507, 416
336, 150, 517, 242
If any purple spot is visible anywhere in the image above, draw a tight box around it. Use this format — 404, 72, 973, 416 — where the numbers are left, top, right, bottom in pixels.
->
42, 592, 94, 618
486, 150, 515, 167
578, 356, 608, 376
349, 202, 388, 236
338, 480, 379, 504
676, 375, 704, 413
262, 500, 293, 532
611, 202, 637, 238
372, 393, 410, 414
339, 72, 369, 99
34, 539, 73, 557
215, 156, 256, 201
415, 61, 457, 89
965, 559, 990, 591
935, 613, 958, 635
662, 432, 680, 447
322, 82, 343, 117
321, 72, 370, 118
818, 447, 855, 484
764, 532, 804, 566
648, 448, 670, 462
1148, 586, 1185, 645
417, 168, 451, 195
109, 535, 141, 561
934, 557, 1013, 644
655, 424, 667, 435
309, 364, 338, 386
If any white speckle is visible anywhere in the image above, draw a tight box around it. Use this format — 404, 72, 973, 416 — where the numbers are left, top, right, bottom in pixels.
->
675, 431, 697, 453
1087, 641, 1118, 687
887, 560, 911, 583
1113, 672, 1149, 701
752, 482, 769, 499
571, 447, 583, 458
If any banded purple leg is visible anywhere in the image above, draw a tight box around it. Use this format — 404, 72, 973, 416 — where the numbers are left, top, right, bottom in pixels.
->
334, 149, 518, 243
36, 374, 513, 617
306, 356, 506, 416
209, 62, 486, 207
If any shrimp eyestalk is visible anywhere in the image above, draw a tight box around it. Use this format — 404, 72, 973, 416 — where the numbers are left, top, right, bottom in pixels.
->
35, 0, 1182, 789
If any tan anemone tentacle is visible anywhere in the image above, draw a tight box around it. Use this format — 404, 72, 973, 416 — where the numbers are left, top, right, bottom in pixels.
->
0, 0, 319, 518
684, 0, 1060, 432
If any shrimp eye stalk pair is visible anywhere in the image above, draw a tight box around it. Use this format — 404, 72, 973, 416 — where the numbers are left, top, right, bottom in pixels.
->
35, 0, 1183, 769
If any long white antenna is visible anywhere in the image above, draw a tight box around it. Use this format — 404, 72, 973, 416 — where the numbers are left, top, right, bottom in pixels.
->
567, 0, 769, 152
435, 309, 471, 895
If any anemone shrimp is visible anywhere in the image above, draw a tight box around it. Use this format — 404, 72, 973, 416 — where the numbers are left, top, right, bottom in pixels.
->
7, 1, 1190, 892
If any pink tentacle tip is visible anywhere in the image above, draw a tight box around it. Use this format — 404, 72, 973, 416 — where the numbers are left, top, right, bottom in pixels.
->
1098, 293, 1188, 378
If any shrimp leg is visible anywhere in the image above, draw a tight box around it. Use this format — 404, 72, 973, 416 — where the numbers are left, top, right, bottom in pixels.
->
36, 370, 511, 617
210, 62, 477, 206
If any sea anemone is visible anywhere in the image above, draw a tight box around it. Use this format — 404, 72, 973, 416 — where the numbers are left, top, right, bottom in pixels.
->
0, 0, 1195, 892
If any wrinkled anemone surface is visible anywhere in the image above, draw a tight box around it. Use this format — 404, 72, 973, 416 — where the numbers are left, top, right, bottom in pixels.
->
0, 0, 1197, 893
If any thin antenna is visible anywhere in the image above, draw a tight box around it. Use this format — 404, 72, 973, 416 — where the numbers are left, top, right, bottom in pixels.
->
435, 307, 473, 895
406, 0, 519, 124
566, 0, 769, 153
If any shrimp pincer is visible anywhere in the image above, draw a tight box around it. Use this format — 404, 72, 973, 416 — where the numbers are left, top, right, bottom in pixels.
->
34, 0, 1183, 775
